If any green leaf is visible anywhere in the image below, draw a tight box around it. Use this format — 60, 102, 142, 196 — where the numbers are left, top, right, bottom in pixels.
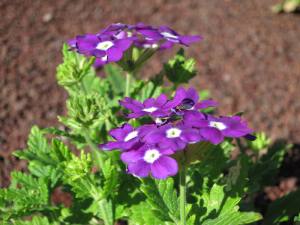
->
294, 213, 300, 222
247, 132, 271, 153
12, 216, 59, 225
14, 126, 49, 158
104, 64, 126, 95
129, 201, 168, 225
13, 127, 73, 188
13, 126, 54, 166
185, 141, 231, 181
164, 48, 197, 84
62, 151, 98, 199
263, 189, 300, 225
43, 127, 85, 143
199, 184, 262, 225
0, 172, 51, 221
87, 199, 114, 225
140, 178, 179, 223
225, 156, 249, 195
101, 157, 120, 199
248, 140, 291, 191
56, 44, 95, 94
58, 93, 107, 130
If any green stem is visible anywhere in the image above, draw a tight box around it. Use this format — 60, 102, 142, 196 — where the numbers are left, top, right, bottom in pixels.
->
125, 71, 132, 97
80, 80, 88, 95
82, 128, 105, 169
179, 153, 187, 225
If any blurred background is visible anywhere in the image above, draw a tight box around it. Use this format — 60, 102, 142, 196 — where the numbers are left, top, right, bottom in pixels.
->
0, 0, 299, 194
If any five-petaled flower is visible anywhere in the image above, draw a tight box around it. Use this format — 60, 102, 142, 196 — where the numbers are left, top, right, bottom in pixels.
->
121, 144, 178, 179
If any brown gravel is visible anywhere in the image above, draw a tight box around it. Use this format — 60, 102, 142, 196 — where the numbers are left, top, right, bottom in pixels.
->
0, 0, 300, 191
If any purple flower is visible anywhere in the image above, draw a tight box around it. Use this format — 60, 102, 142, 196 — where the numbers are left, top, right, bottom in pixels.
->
158, 26, 202, 49
100, 123, 141, 150
120, 94, 171, 119
132, 23, 163, 48
121, 144, 178, 179
167, 87, 217, 112
71, 34, 133, 66
99, 86, 255, 179
144, 124, 202, 151
185, 114, 253, 144
99, 23, 137, 41
133, 24, 202, 50
67, 38, 77, 50
68, 23, 202, 68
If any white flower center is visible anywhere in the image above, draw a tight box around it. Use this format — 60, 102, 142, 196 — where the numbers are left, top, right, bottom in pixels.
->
96, 41, 114, 51
142, 107, 158, 113
124, 131, 138, 142
101, 55, 108, 62
161, 31, 179, 40
166, 128, 182, 138
143, 149, 161, 163
143, 43, 159, 49
209, 121, 227, 130
155, 118, 163, 125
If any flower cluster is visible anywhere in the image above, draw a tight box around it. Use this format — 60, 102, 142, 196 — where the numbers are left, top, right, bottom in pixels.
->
68, 23, 201, 67
100, 87, 254, 179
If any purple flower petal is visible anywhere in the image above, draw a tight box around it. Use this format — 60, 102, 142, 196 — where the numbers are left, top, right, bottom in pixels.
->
127, 160, 150, 177
183, 111, 209, 127
160, 41, 174, 49
181, 129, 202, 143
138, 29, 162, 40
94, 58, 107, 67
156, 94, 168, 105
114, 39, 133, 51
99, 141, 122, 151
195, 99, 218, 109
199, 127, 224, 145
119, 97, 144, 111
179, 35, 202, 46
121, 150, 144, 163
151, 156, 178, 179
107, 47, 123, 62
144, 130, 165, 143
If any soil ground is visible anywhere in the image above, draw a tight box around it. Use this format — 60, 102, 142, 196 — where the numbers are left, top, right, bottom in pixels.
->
0, 0, 299, 206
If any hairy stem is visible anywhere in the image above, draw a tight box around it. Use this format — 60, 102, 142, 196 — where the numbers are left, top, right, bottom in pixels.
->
82, 128, 106, 170
179, 153, 187, 225
125, 71, 132, 97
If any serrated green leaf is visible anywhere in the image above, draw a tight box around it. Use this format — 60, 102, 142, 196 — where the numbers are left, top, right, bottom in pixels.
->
129, 201, 168, 225
104, 64, 126, 95
56, 44, 96, 95
12, 216, 59, 225
140, 178, 179, 223
225, 156, 249, 195
199, 184, 262, 225
13, 126, 55, 166
263, 189, 300, 225
164, 48, 197, 84
248, 140, 291, 191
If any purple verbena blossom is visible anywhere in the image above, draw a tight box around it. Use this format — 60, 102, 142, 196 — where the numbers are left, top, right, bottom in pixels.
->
100, 123, 141, 150
158, 26, 202, 49
167, 87, 218, 114
144, 124, 202, 151
121, 144, 178, 179
120, 94, 171, 119
184, 112, 253, 144
74, 34, 133, 67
